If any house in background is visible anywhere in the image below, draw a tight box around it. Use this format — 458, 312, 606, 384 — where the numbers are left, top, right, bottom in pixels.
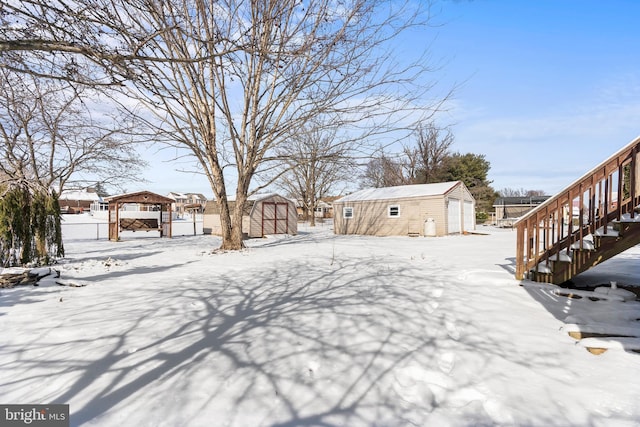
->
203, 193, 297, 238
333, 181, 475, 237
296, 198, 336, 220
493, 196, 550, 227
166, 192, 208, 216
315, 198, 337, 219
59, 187, 103, 214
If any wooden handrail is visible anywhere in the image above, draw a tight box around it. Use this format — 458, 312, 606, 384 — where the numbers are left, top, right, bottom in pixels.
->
515, 136, 640, 281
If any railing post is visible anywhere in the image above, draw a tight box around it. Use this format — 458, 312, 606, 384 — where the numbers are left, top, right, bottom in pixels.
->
604, 173, 610, 234
632, 145, 638, 218
516, 222, 525, 280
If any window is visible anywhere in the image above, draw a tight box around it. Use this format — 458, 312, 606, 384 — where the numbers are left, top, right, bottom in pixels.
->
388, 205, 400, 217
343, 207, 354, 219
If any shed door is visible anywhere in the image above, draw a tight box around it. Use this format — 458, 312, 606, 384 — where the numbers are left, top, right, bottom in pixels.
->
447, 198, 461, 234
262, 202, 289, 235
463, 200, 475, 232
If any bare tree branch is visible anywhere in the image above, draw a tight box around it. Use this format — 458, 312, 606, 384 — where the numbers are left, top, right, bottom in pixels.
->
0, 68, 146, 195
272, 119, 355, 226
2, 0, 448, 249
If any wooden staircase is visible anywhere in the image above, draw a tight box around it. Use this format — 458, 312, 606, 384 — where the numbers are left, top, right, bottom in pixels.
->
515, 136, 640, 284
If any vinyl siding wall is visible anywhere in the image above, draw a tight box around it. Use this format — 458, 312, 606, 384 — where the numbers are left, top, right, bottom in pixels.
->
333, 183, 475, 237
333, 195, 448, 237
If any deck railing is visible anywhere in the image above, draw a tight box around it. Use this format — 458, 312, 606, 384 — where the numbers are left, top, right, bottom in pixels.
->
515, 136, 640, 281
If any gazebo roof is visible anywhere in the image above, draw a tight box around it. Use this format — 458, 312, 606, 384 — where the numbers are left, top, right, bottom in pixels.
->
105, 191, 175, 204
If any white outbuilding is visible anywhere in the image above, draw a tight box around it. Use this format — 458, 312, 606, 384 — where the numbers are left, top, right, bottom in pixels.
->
333, 181, 475, 237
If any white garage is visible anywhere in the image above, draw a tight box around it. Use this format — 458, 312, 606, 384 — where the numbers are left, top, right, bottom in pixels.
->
333, 181, 476, 237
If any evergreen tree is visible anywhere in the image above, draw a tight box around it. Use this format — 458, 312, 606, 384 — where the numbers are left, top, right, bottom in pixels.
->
0, 185, 63, 267
442, 153, 498, 215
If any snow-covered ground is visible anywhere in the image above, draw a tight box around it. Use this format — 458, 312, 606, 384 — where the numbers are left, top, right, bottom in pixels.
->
1, 224, 639, 426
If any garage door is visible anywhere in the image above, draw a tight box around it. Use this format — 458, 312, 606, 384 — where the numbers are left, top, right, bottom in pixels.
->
464, 200, 475, 232
447, 198, 461, 234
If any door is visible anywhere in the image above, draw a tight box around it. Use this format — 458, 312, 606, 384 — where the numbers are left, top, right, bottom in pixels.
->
463, 200, 475, 232
447, 198, 461, 234
261, 202, 290, 235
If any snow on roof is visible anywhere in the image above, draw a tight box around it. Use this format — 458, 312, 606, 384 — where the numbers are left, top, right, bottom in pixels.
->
59, 189, 102, 202
336, 181, 461, 203
247, 193, 277, 202
167, 192, 207, 200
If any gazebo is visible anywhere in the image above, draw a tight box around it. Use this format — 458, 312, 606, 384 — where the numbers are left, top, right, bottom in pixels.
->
105, 191, 174, 241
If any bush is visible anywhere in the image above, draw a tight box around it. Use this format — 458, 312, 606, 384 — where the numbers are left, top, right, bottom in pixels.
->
476, 211, 488, 224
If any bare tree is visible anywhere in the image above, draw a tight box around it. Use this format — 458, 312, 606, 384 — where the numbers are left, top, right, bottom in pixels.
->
414, 122, 454, 183
0, 68, 145, 195
275, 120, 355, 226
361, 153, 409, 188
362, 121, 453, 188
499, 188, 547, 197
2, 0, 446, 250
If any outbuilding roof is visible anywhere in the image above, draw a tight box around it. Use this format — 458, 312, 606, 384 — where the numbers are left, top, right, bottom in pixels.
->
336, 181, 462, 202
105, 191, 175, 204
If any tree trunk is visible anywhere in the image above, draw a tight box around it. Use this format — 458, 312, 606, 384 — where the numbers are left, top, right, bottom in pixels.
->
218, 185, 247, 251
217, 194, 238, 250
230, 197, 246, 249
309, 199, 316, 227
309, 181, 316, 227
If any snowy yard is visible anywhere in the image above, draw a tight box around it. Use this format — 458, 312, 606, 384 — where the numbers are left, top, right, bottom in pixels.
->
1, 224, 640, 426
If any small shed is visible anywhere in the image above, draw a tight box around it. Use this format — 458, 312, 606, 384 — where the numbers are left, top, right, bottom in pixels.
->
333, 181, 475, 237
204, 193, 297, 238
105, 191, 174, 241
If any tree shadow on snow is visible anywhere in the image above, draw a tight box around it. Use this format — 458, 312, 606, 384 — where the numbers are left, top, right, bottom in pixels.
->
5, 254, 496, 426
2, 233, 598, 426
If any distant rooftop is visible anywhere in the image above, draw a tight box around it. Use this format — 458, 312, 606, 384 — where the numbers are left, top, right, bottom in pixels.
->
493, 196, 551, 206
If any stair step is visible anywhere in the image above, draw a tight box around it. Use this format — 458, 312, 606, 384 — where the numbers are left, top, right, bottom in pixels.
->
594, 225, 619, 237
571, 239, 595, 250
534, 262, 553, 274
548, 250, 572, 262
619, 212, 640, 222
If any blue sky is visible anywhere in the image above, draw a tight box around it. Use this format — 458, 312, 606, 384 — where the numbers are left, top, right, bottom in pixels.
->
133, 0, 640, 198
428, 0, 640, 195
